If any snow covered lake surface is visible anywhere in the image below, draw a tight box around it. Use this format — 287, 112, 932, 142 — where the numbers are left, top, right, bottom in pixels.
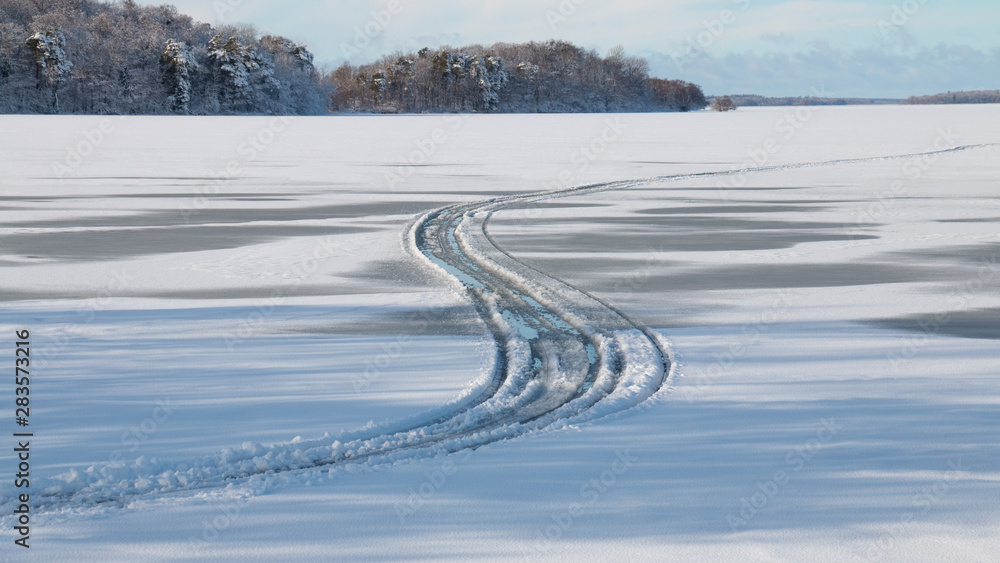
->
1, 107, 998, 561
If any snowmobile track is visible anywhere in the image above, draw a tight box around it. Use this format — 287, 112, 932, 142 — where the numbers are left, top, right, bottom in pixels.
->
11, 143, 997, 518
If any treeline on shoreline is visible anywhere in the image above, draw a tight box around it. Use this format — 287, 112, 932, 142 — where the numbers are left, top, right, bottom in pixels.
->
722, 94, 901, 107
330, 41, 708, 114
902, 90, 1000, 105
719, 91, 1000, 108
4, 1, 993, 115
1, 1, 706, 115
0, 0, 330, 115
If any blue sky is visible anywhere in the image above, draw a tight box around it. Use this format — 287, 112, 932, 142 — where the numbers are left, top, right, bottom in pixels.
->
141, 0, 1000, 97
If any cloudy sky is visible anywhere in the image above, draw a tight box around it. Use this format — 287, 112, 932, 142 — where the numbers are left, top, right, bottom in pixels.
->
139, 0, 999, 98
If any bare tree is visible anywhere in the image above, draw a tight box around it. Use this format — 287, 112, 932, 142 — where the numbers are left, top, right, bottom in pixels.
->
710, 96, 737, 112
647, 78, 708, 111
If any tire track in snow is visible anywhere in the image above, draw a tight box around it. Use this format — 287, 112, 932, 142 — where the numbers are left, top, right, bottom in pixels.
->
10, 143, 996, 518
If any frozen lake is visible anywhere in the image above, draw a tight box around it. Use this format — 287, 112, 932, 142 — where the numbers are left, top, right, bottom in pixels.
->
1, 107, 998, 561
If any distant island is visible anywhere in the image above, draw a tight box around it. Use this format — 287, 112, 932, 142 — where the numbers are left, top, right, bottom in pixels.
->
718, 95, 901, 107
902, 90, 1000, 105
330, 42, 707, 114
713, 91, 1000, 108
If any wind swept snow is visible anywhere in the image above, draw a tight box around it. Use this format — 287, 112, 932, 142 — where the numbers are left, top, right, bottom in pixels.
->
1, 107, 998, 561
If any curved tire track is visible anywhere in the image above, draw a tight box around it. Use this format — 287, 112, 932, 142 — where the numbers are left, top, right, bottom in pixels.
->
12, 143, 995, 517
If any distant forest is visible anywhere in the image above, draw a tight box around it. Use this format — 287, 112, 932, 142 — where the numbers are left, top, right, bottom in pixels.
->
8, 2, 992, 116
902, 90, 1000, 105
331, 42, 708, 114
0, 0, 330, 115
0, 1, 707, 115
723, 94, 901, 107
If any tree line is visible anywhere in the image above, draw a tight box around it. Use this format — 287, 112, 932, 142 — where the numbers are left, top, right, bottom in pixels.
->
902, 90, 1000, 105
723, 94, 901, 107
1, 1, 707, 115
331, 41, 707, 114
0, 0, 329, 115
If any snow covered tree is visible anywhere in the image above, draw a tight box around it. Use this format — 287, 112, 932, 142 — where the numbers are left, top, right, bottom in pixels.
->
0, 0, 328, 115
258, 35, 329, 114
329, 41, 705, 114
512, 61, 541, 111
0, 21, 36, 113
207, 32, 279, 113
25, 27, 73, 112
473, 55, 508, 111
710, 96, 737, 112
0, 27, 12, 80
160, 39, 198, 113
289, 43, 314, 72
260, 35, 315, 75
369, 71, 386, 106
208, 33, 251, 109
382, 57, 415, 111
